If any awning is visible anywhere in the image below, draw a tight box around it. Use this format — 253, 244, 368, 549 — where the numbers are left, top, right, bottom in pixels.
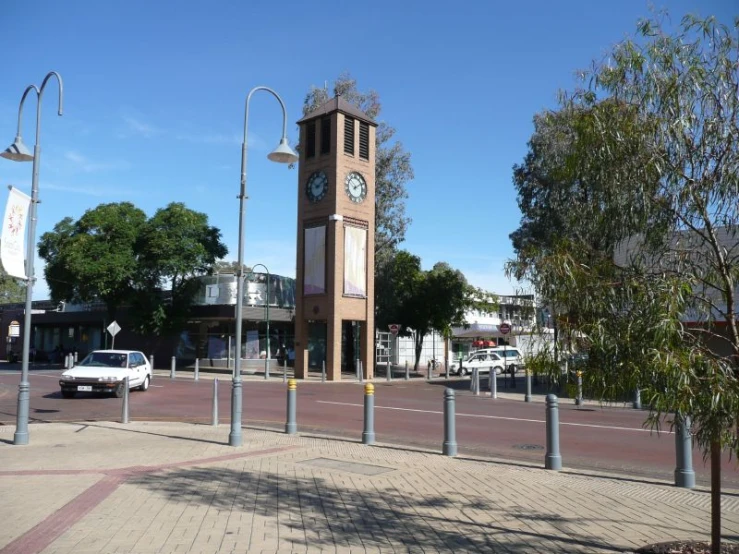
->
451, 323, 500, 338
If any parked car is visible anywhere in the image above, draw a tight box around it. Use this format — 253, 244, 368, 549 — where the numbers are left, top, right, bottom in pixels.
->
460, 347, 525, 374
58, 350, 152, 398
449, 351, 505, 377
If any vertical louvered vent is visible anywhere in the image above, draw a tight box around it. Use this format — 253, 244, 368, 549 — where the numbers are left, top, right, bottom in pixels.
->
320, 117, 331, 155
359, 122, 369, 160
344, 117, 355, 155
306, 121, 316, 158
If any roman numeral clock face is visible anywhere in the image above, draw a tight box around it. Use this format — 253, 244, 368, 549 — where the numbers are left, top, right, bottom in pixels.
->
345, 172, 367, 203
305, 171, 328, 203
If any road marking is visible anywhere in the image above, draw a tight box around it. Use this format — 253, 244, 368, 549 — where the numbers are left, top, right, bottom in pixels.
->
315, 400, 664, 433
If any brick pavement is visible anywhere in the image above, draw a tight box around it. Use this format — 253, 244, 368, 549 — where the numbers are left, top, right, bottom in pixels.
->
0, 421, 737, 553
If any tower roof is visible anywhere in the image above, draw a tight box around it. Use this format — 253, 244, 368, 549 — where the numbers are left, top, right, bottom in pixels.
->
297, 96, 377, 126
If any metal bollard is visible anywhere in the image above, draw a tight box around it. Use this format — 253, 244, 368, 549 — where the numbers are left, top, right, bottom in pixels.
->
285, 379, 297, 434
445, 361, 449, 380
525, 369, 532, 402
386, 360, 391, 382
211, 378, 219, 426
362, 383, 375, 445
674, 414, 695, 488
359, 360, 364, 383
545, 394, 562, 470
194, 358, 200, 381
442, 388, 457, 456
74, 351, 78, 363
575, 371, 583, 406
491, 369, 497, 399
472, 368, 480, 395
356, 358, 360, 382
427, 363, 432, 381
170, 356, 176, 379
121, 376, 129, 424
321, 360, 326, 383
265, 358, 270, 380
284, 358, 288, 384
405, 360, 409, 381
150, 354, 155, 370
633, 388, 642, 409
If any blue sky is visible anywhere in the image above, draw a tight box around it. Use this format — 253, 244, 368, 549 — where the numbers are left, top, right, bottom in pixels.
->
0, 0, 734, 300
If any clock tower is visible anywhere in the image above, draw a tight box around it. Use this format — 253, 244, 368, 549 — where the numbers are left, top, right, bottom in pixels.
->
294, 97, 376, 381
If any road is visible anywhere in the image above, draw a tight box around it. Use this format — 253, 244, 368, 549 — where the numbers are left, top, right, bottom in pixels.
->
1, 367, 737, 488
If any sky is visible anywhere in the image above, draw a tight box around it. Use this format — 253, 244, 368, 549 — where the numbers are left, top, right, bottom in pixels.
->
0, 0, 735, 301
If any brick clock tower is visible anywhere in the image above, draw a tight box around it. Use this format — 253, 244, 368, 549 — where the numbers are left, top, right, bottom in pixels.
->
294, 97, 376, 381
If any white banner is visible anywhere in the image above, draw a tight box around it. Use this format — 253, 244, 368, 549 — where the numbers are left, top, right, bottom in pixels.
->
1, 187, 31, 280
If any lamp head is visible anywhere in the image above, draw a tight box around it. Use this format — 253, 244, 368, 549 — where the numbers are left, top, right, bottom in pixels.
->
0, 136, 33, 162
267, 137, 299, 164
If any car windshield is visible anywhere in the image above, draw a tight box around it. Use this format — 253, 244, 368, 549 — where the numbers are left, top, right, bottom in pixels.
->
78, 352, 128, 368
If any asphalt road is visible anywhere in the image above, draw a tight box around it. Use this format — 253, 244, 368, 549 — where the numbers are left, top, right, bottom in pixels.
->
1, 366, 737, 488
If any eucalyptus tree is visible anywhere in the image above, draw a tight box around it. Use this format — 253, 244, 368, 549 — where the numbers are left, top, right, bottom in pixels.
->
508, 14, 739, 552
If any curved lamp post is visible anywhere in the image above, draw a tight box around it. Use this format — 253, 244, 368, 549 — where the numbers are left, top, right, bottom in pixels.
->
245, 264, 271, 377
230, 87, 298, 447
1, 71, 64, 445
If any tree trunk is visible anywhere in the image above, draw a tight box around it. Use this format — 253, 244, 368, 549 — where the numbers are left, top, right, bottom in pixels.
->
414, 333, 424, 372
711, 440, 721, 554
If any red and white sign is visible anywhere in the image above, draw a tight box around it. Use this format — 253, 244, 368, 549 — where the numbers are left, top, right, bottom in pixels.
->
498, 323, 511, 335
388, 324, 400, 335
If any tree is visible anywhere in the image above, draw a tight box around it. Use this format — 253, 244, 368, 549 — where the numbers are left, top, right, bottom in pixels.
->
0, 263, 26, 304
508, 14, 739, 553
375, 251, 478, 370
39, 202, 147, 320
302, 73, 414, 267
38, 202, 227, 336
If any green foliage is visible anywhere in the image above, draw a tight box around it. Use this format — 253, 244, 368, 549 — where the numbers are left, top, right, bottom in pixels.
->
302, 73, 413, 266
509, 13, 739, 548
375, 251, 471, 369
0, 259, 26, 303
38, 201, 227, 335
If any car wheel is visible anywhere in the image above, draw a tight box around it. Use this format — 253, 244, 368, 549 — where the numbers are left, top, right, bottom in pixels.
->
114, 382, 126, 398
61, 389, 76, 399
458, 367, 468, 377
138, 375, 150, 392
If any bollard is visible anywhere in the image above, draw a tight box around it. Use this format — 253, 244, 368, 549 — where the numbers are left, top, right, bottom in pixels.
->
321, 360, 326, 383
443, 388, 458, 456
150, 354, 155, 370
427, 363, 432, 381
386, 360, 391, 382
69, 353, 74, 368
194, 358, 200, 381
211, 378, 219, 426
356, 358, 360, 382
170, 356, 176, 379
285, 379, 297, 434
63, 354, 69, 369
359, 360, 364, 383
74, 351, 78, 363
445, 360, 449, 380
121, 376, 129, 424
405, 360, 409, 381
633, 388, 642, 409
472, 368, 480, 395
491, 368, 497, 399
575, 371, 583, 406
362, 383, 375, 445
545, 394, 562, 470
674, 414, 695, 488
265, 358, 270, 380
284, 358, 288, 384
525, 369, 532, 402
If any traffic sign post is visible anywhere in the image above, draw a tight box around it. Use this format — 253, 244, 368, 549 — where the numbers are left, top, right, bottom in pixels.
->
498, 322, 512, 388
107, 320, 121, 349
388, 324, 400, 335
499, 322, 511, 335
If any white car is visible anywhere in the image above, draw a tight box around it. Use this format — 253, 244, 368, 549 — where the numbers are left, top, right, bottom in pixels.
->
450, 351, 505, 377
59, 350, 152, 398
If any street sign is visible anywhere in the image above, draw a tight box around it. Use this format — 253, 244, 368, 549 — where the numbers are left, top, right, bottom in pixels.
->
107, 321, 121, 337
499, 322, 511, 335
388, 323, 400, 335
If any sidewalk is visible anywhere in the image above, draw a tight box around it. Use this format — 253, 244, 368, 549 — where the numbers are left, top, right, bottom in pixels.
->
1, 422, 737, 553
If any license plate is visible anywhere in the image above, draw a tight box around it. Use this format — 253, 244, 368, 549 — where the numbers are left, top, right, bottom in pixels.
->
77, 385, 92, 392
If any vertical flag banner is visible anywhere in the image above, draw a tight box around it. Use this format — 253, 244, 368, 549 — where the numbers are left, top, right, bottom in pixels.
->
1, 187, 31, 280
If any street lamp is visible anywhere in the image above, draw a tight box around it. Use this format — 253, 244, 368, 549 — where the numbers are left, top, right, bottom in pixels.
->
245, 264, 271, 377
1, 71, 64, 446
230, 87, 298, 447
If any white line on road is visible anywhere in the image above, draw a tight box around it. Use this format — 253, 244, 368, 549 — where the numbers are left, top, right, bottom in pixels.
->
315, 400, 663, 433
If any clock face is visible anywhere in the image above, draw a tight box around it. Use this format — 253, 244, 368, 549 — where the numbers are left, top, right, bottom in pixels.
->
305, 171, 328, 203
345, 172, 367, 203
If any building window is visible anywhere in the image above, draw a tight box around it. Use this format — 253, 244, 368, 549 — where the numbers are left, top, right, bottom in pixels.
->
320, 117, 331, 155
306, 121, 316, 158
344, 117, 355, 155
359, 121, 369, 159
